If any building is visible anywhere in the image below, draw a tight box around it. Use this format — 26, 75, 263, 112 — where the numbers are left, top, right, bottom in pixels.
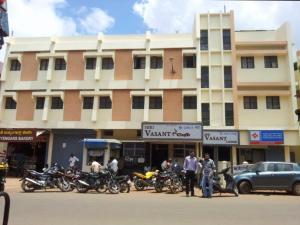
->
0, 11, 299, 172
293, 50, 300, 162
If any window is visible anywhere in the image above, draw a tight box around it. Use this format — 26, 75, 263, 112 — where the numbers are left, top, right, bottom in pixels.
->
223, 29, 231, 50
224, 66, 232, 88
275, 163, 293, 172
134, 57, 145, 69
99, 96, 112, 109
86, 58, 96, 70
264, 56, 278, 68
266, 163, 275, 172
183, 55, 196, 68
132, 96, 144, 109
201, 66, 209, 88
137, 130, 142, 138
173, 144, 195, 158
243, 96, 257, 109
83, 97, 94, 109
51, 97, 63, 109
39, 59, 49, 71
200, 30, 208, 50
102, 57, 114, 70
36, 97, 45, 110
266, 96, 280, 109
150, 56, 163, 69
184, 96, 197, 109
55, 58, 66, 70
103, 130, 113, 137
149, 96, 162, 109
5, 97, 16, 109
241, 57, 255, 69
10, 59, 21, 71
123, 143, 145, 168
201, 103, 210, 126
225, 103, 234, 126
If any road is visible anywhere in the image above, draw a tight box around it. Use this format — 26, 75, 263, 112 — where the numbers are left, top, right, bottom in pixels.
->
0, 179, 299, 225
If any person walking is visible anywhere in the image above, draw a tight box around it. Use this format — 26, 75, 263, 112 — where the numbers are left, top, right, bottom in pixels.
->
68, 153, 79, 169
183, 151, 198, 197
201, 153, 216, 198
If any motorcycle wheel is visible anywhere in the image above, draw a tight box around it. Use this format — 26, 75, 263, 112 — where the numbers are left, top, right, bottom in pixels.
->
134, 179, 145, 191
154, 182, 163, 193
76, 182, 89, 193
21, 180, 36, 192
58, 178, 70, 192
108, 180, 120, 194
95, 184, 107, 193
120, 182, 130, 193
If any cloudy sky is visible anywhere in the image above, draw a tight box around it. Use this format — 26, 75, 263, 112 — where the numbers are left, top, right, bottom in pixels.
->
1, 0, 300, 60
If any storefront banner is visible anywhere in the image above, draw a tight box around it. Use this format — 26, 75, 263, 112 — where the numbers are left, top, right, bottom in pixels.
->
142, 122, 202, 141
0, 129, 36, 142
203, 130, 239, 145
249, 130, 284, 145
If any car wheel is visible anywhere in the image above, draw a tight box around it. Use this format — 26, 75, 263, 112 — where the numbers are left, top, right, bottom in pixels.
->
238, 181, 251, 194
293, 182, 300, 196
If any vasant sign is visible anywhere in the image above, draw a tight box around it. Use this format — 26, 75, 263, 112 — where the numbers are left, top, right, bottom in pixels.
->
142, 122, 203, 141
203, 130, 239, 145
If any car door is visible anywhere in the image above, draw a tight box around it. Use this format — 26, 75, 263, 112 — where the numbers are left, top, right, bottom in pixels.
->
251, 163, 274, 189
273, 163, 294, 189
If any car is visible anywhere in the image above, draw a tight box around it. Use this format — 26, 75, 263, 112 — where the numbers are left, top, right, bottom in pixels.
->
233, 161, 300, 195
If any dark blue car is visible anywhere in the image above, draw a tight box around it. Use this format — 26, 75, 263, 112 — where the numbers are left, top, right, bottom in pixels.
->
234, 162, 300, 195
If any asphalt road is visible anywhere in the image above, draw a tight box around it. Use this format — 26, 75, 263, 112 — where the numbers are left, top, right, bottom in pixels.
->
0, 179, 299, 225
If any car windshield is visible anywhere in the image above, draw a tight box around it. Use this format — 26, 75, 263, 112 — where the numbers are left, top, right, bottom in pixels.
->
251, 162, 265, 172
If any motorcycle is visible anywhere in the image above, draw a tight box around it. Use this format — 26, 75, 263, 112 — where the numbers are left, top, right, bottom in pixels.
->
132, 170, 158, 191
154, 171, 183, 194
20, 164, 69, 192
63, 168, 81, 192
114, 175, 131, 193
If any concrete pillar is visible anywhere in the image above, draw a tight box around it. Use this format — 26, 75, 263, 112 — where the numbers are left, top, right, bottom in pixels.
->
168, 144, 173, 159
145, 55, 150, 80
195, 143, 200, 158
284, 146, 291, 162
92, 96, 99, 122
231, 146, 237, 166
95, 56, 102, 80
199, 143, 203, 158
46, 58, 54, 81
47, 132, 54, 166
144, 95, 149, 121
42, 96, 50, 121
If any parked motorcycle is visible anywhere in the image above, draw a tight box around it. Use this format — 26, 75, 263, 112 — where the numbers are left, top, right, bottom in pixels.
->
115, 175, 131, 193
133, 170, 158, 191
20, 164, 69, 192
154, 171, 183, 194
64, 168, 81, 192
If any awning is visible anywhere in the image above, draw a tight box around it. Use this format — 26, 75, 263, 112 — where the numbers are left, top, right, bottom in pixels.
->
83, 138, 122, 150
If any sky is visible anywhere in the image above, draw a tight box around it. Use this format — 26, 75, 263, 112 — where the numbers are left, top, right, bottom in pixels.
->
1, 0, 300, 60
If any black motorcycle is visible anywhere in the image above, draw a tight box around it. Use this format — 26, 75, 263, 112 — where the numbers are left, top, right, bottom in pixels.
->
154, 171, 182, 194
75, 169, 120, 194
114, 175, 131, 193
20, 164, 68, 192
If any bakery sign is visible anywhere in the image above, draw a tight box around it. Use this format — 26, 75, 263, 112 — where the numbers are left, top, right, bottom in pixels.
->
142, 122, 203, 141
203, 130, 239, 145
0, 129, 36, 142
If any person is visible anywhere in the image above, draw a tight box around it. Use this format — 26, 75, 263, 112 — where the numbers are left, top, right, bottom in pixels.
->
108, 157, 118, 174
183, 151, 198, 197
68, 153, 79, 169
201, 153, 216, 198
161, 158, 172, 171
91, 161, 103, 173
197, 158, 203, 188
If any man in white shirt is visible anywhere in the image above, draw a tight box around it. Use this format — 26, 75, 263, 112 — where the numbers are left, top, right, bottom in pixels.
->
183, 151, 198, 197
91, 161, 103, 173
108, 157, 118, 174
69, 153, 79, 169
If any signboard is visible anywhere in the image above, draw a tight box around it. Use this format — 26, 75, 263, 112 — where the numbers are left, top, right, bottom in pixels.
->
0, 129, 36, 142
203, 130, 239, 145
142, 122, 202, 141
249, 130, 284, 145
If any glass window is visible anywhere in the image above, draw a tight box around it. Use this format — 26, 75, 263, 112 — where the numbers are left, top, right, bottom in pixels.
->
132, 96, 144, 109
5, 97, 16, 109
149, 96, 162, 109
201, 66, 209, 88
51, 97, 63, 109
224, 66, 232, 88
244, 96, 257, 109
184, 96, 197, 109
266, 96, 280, 109
54, 58, 66, 70
10, 59, 21, 71
150, 56, 163, 69
241, 57, 255, 69
87, 149, 105, 166
266, 163, 275, 172
251, 162, 265, 172
183, 55, 196, 68
225, 103, 234, 126
275, 163, 294, 172
99, 96, 112, 109
102, 57, 114, 70
200, 30, 208, 50
264, 56, 278, 68
202, 103, 210, 126
223, 29, 231, 50
134, 57, 145, 69
123, 143, 146, 167
83, 97, 94, 109
36, 97, 45, 110
86, 58, 96, 70
39, 59, 49, 71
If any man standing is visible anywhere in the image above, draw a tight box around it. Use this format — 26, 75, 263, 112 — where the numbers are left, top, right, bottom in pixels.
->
108, 157, 118, 175
68, 153, 79, 169
183, 151, 198, 197
201, 153, 216, 198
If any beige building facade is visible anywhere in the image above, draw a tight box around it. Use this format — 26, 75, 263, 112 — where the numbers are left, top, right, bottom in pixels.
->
0, 11, 299, 172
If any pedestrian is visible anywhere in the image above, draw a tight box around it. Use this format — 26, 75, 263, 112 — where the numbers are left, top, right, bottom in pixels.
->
201, 153, 216, 198
197, 158, 203, 188
108, 157, 118, 175
68, 153, 79, 169
161, 158, 172, 171
183, 151, 198, 197
91, 160, 103, 173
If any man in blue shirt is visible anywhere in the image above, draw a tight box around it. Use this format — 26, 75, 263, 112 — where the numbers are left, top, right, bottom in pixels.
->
201, 153, 216, 198
183, 151, 198, 197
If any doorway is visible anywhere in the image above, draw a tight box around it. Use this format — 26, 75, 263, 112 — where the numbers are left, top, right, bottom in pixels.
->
151, 144, 168, 170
